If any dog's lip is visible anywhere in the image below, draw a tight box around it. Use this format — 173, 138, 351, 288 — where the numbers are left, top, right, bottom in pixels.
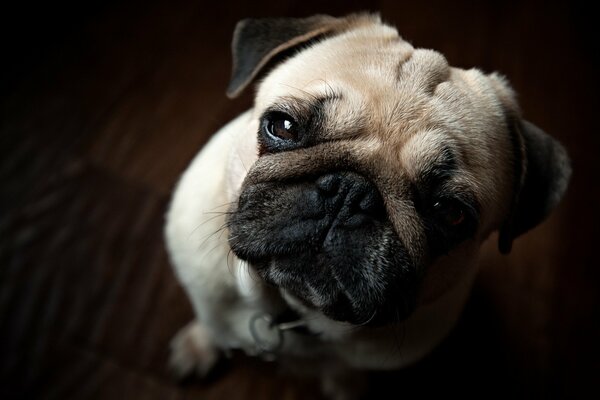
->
280, 286, 355, 323
250, 250, 419, 326
257, 259, 384, 325
280, 286, 320, 311
257, 261, 349, 316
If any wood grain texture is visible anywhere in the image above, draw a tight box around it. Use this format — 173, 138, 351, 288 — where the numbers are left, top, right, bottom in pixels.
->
1, 0, 598, 399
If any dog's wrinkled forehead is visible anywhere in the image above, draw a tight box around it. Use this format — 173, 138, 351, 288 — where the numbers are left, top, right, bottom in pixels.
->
253, 26, 513, 212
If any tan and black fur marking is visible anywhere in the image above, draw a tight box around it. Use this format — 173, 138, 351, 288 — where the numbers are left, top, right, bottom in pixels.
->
165, 13, 571, 400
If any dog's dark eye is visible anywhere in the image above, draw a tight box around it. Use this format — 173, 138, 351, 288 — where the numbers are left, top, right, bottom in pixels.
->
432, 199, 466, 227
423, 195, 479, 255
263, 112, 299, 142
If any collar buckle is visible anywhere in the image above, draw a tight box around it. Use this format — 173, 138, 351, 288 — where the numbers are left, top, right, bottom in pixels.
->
249, 312, 307, 356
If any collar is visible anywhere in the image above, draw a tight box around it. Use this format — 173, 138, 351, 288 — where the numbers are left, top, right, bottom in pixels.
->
249, 307, 316, 355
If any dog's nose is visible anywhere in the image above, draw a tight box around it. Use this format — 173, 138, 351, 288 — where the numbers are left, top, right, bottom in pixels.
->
316, 172, 385, 221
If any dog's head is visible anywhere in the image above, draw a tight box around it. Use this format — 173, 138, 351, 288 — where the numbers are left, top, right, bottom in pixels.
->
225, 14, 570, 326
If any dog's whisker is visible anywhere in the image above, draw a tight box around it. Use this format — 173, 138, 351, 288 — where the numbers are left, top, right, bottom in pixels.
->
217, 224, 230, 240
195, 229, 223, 251
194, 221, 231, 251
226, 248, 238, 277
191, 213, 228, 230
203, 210, 235, 216
204, 240, 227, 258
234, 144, 251, 174
358, 309, 378, 327
186, 203, 236, 238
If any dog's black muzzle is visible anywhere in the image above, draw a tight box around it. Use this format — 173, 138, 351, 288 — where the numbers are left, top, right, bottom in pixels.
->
228, 171, 419, 326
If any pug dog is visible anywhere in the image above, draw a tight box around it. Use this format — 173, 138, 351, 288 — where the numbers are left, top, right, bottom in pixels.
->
164, 13, 570, 399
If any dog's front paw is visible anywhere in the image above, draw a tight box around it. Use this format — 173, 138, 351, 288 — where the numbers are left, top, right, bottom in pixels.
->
168, 320, 220, 380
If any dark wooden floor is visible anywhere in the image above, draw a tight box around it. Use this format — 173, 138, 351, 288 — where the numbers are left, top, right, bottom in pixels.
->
1, 0, 598, 399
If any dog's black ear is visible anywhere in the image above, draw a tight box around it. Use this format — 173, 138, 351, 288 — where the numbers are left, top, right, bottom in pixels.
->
498, 120, 571, 254
226, 14, 378, 98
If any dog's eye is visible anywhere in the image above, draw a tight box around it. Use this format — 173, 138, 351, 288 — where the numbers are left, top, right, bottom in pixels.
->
432, 199, 465, 227
263, 112, 299, 142
425, 196, 478, 254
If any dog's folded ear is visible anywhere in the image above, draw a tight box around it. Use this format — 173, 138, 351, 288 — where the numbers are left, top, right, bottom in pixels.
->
226, 13, 378, 98
498, 120, 571, 254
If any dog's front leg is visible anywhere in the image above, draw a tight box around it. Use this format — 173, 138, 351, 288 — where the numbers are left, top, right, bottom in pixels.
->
168, 320, 221, 379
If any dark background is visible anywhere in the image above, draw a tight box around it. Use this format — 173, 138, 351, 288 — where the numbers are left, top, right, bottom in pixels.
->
1, 0, 598, 399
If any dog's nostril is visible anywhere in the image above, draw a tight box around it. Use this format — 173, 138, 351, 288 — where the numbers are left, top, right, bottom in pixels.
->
358, 190, 385, 216
316, 174, 340, 196
315, 172, 385, 219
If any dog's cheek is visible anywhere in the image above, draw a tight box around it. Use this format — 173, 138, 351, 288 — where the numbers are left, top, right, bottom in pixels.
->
228, 183, 329, 261
417, 240, 480, 304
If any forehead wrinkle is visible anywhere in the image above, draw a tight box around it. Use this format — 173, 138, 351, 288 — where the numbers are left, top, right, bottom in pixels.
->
359, 159, 426, 266
321, 94, 369, 141
398, 129, 459, 181
396, 49, 450, 95
269, 91, 340, 114
377, 173, 427, 265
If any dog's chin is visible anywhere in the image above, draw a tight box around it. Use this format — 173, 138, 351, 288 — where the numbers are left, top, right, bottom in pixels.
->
252, 255, 416, 327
